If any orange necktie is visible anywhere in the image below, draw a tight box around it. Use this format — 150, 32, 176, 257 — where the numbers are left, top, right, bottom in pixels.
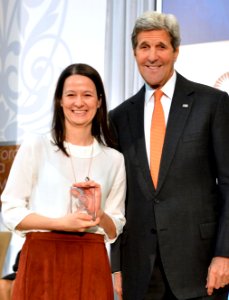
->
150, 89, 165, 188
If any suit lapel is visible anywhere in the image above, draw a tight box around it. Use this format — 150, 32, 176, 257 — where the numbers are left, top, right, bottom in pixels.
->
127, 87, 156, 196
126, 74, 196, 195
157, 73, 195, 191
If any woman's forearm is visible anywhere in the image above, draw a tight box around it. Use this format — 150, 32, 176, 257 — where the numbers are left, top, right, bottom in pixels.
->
16, 213, 63, 231
98, 211, 116, 239
16, 212, 99, 232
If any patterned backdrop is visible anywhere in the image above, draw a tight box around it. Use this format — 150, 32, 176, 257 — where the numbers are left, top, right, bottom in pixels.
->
0, 0, 106, 143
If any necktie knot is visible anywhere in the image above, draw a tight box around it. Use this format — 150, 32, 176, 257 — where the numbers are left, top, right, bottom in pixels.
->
154, 89, 163, 103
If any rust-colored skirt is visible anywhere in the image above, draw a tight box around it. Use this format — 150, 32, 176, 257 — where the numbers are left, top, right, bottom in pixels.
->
12, 232, 114, 300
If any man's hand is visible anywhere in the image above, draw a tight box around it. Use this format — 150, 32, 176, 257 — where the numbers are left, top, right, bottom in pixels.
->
206, 256, 229, 295
113, 272, 123, 300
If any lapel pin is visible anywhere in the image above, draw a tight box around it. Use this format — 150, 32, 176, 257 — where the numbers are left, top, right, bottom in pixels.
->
182, 104, 189, 108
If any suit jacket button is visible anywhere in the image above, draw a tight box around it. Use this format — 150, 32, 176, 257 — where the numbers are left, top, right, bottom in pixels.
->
154, 199, 160, 204
151, 228, 157, 234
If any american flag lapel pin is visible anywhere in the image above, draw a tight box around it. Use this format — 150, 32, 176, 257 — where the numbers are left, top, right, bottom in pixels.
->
182, 104, 189, 108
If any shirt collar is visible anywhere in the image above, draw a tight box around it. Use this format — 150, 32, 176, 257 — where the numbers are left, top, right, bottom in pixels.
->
64, 138, 101, 158
145, 71, 177, 103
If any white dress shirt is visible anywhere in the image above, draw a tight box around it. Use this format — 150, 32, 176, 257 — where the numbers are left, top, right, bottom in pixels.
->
144, 71, 177, 164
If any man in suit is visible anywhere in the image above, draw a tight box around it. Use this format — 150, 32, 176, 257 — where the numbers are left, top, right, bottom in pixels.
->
110, 11, 229, 300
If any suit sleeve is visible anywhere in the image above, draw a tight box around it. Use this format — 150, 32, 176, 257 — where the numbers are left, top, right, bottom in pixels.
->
108, 110, 122, 272
212, 91, 229, 257
110, 235, 122, 272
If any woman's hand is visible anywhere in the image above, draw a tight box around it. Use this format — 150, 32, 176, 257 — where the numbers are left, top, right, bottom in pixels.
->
59, 211, 100, 232
70, 180, 117, 239
72, 180, 102, 219
72, 180, 117, 239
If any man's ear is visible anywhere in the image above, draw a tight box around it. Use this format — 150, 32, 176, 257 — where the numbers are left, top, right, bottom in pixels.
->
173, 47, 179, 62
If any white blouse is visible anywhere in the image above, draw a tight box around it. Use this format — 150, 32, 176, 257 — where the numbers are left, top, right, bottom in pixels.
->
1, 133, 126, 243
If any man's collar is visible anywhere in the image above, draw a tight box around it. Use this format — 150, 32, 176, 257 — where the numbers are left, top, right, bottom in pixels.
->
145, 71, 177, 103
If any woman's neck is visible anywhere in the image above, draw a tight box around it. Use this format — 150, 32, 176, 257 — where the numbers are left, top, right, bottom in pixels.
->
66, 129, 93, 146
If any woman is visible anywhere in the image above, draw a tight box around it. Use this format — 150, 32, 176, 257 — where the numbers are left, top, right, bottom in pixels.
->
1, 63, 126, 300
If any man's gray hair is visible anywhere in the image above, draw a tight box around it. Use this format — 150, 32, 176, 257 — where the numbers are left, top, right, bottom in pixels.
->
131, 11, 181, 51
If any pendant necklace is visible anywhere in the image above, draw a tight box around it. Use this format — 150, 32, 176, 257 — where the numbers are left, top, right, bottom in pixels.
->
67, 139, 94, 182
